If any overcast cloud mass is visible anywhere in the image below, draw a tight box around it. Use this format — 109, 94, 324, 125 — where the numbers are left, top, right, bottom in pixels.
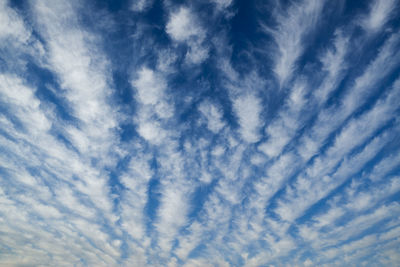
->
0, 0, 400, 266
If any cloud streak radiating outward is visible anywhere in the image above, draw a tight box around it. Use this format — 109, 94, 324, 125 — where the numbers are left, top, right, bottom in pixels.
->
0, 0, 399, 266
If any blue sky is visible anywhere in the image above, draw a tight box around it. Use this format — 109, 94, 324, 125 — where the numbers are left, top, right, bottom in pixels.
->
0, 0, 400, 266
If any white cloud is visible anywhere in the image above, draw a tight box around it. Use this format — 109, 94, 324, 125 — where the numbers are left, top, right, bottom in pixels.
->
0, 1, 31, 43
295, 174, 400, 262
156, 179, 191, 252
276, 118, 396, 222
345, 177, 400, 212
254, 77, 399, 233
342, 33, 400, 115
316, 30, 349, 103
259, 80, 306, 157
297, 33, 400, 162
131, 0, 153, 12
138, 120, 167, 144
233, 93, 263, 143
0, 3, 127, 265
157, 48, 178, 73
0, 74, 51, 135
33, 0, 119, 164
361, 0, 397, 32
175, 222, 204, 260
132, 67, 174, 144
368, 151, 400, 182
185, 41, 210, 64
262, 0, 325, 85
55, 185, 97, 219
133, 67, 166, 106
198, 101, 226, 133
166, 7, 209, 64
166, 7, 205, 42
304, 258, 313, 267
1, 0, 400, 266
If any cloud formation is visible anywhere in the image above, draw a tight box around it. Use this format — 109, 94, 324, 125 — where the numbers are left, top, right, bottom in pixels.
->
0, 0, 399, 266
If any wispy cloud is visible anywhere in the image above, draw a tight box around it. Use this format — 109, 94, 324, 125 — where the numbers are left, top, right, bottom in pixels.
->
166, 6, 209, 64
261, 0, 325, 86
275, 77, 400, 221
360, 0, 398, 32
1, 0, 399, 266
233, 93, 263, 143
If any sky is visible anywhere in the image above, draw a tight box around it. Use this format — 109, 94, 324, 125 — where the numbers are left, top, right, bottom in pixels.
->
0, 0, 400, 266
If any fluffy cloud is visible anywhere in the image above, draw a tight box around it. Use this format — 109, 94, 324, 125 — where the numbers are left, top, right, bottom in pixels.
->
166, 7, 209, 64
